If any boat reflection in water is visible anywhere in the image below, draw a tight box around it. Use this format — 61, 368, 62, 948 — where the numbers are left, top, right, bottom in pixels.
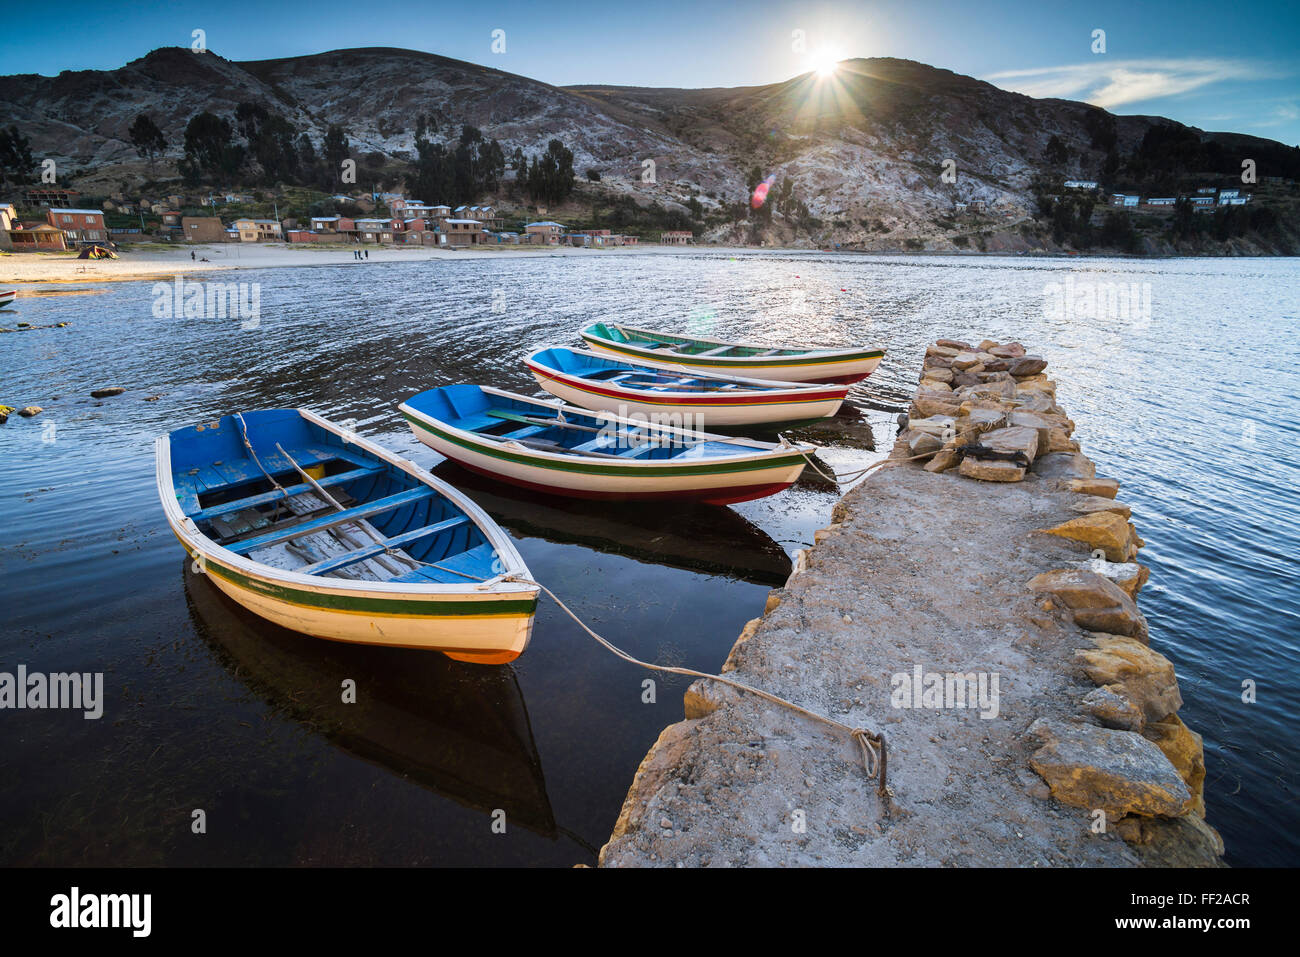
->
183, 563, 557, 838
432, 461, 794, 586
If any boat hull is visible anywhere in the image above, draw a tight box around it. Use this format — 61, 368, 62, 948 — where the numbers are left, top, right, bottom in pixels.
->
580, 330, 884, 384
0, 290, 16, 308
402, 410, 809, 505
157, 409, 538, 663
169, 524, 535, 663
525, 359, 846, 427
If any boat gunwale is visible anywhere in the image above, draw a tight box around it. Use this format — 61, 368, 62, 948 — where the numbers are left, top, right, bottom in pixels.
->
156, 408, 537, 599
583, 322, 886, 361
524, 346, 852, 400
398, 385, 818, 471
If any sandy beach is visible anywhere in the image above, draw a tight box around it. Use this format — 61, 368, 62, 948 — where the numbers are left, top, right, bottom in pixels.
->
0, 241, 679, 286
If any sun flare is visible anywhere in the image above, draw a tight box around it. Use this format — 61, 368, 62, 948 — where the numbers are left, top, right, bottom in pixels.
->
811, 48, 842, 78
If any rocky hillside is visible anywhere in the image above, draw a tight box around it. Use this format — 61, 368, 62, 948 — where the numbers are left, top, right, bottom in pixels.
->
3, 48, 1297, 251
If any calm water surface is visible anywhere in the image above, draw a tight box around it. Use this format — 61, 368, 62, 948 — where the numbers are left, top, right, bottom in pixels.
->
1, 250, 1296, 866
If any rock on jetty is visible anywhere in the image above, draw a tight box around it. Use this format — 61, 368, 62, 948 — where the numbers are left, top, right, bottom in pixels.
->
598, 338, 1222, 867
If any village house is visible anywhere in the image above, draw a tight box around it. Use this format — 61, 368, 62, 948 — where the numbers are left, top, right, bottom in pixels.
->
1144, 197, 1177, 207
8, 223, 68, 251
354, 218, 400, 243
0, 203, 15, 249
181, 216, 228, 243
231, 218, 284, 242
444, 218, 484, 245
285, 229, 329, 243
25, 187, 79, 208
1110, 193, 1141, 208
524, 221, 565, 245
1189, 195, 1217, 209
46, 208, 108, 244
1063, 180, 1099, 190
456, 205, 502, 230
661, 230, 693, 245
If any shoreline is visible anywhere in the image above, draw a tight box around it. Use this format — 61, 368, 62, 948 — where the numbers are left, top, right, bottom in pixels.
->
598, 341, 1223, 867
0, 241, 680, 286
5, 242, 1293, 288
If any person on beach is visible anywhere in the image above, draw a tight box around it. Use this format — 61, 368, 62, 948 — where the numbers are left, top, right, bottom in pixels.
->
364, 249, 369, 259
191, 251, 195, 261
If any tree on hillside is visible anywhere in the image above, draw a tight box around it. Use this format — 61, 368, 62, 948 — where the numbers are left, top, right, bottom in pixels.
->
1045, 134, 1069, 167
177, 112, 244, 186
0, 125, 35, 186
523, 139, 576, 206
322, 124, 351, 181
128, 114, 166, 174
411, 138, 455, 204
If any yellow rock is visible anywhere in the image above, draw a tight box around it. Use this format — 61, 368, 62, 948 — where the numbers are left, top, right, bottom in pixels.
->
1143, 714, 1207, 818
1069, 477, 1120, 499
1041, 511, 1131, 561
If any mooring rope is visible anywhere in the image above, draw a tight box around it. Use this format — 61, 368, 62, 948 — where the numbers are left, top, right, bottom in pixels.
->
503, 573, 887, 792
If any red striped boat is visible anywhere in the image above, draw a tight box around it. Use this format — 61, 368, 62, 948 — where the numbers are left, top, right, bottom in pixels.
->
524, 346, 848, 428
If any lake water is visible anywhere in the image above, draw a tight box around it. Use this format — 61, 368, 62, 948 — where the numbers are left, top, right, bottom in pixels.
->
1, 250, 1296, 866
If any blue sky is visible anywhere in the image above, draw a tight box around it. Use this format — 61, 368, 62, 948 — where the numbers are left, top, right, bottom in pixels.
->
3, 0, 1297, 144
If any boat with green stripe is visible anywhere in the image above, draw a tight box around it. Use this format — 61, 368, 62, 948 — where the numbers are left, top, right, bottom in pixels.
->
399, 384, 816, 504
525, 346, 849, 428
156, 408, 538, 664
580, 322, 885, 384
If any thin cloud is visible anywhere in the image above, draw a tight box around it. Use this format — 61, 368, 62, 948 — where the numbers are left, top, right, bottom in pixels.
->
985, 59, 1272, 110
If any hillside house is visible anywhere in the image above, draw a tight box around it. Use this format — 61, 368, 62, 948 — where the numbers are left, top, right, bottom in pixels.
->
231, 218, 283, 241
181, 216, 228, 243
1063, 180, 1099, 190
524, 221, 565, 245
661, 230, 693, 245
25, 187, 79, 207
1144, 197, 1177, 207
444, 219, 484, 245
46, 208, 107, 244
354, 218, 400, 243
8, 223, 67, 250
1110, 194, 1140, 208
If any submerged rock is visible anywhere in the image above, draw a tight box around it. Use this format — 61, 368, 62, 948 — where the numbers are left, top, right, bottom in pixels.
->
90, 387, 125, 398
18, 406, 42, 417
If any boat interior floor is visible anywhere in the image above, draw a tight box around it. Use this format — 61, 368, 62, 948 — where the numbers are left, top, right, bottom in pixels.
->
179, 444, 488, 585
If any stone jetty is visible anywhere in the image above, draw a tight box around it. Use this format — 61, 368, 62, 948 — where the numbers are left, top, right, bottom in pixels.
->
598, 339, 1222, 867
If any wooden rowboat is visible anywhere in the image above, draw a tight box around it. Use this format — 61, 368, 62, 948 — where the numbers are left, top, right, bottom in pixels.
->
399, 385, 817, 504
524, 346, 848, 428
156, 408, 538, 663
0, 290, 17, 308
579, 322, 885, 384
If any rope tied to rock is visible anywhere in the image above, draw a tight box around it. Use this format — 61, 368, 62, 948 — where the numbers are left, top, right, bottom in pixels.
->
505, 573, 889, 794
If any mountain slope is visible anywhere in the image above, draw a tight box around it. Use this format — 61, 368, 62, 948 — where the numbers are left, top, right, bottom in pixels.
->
2, 48, 1296, 250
